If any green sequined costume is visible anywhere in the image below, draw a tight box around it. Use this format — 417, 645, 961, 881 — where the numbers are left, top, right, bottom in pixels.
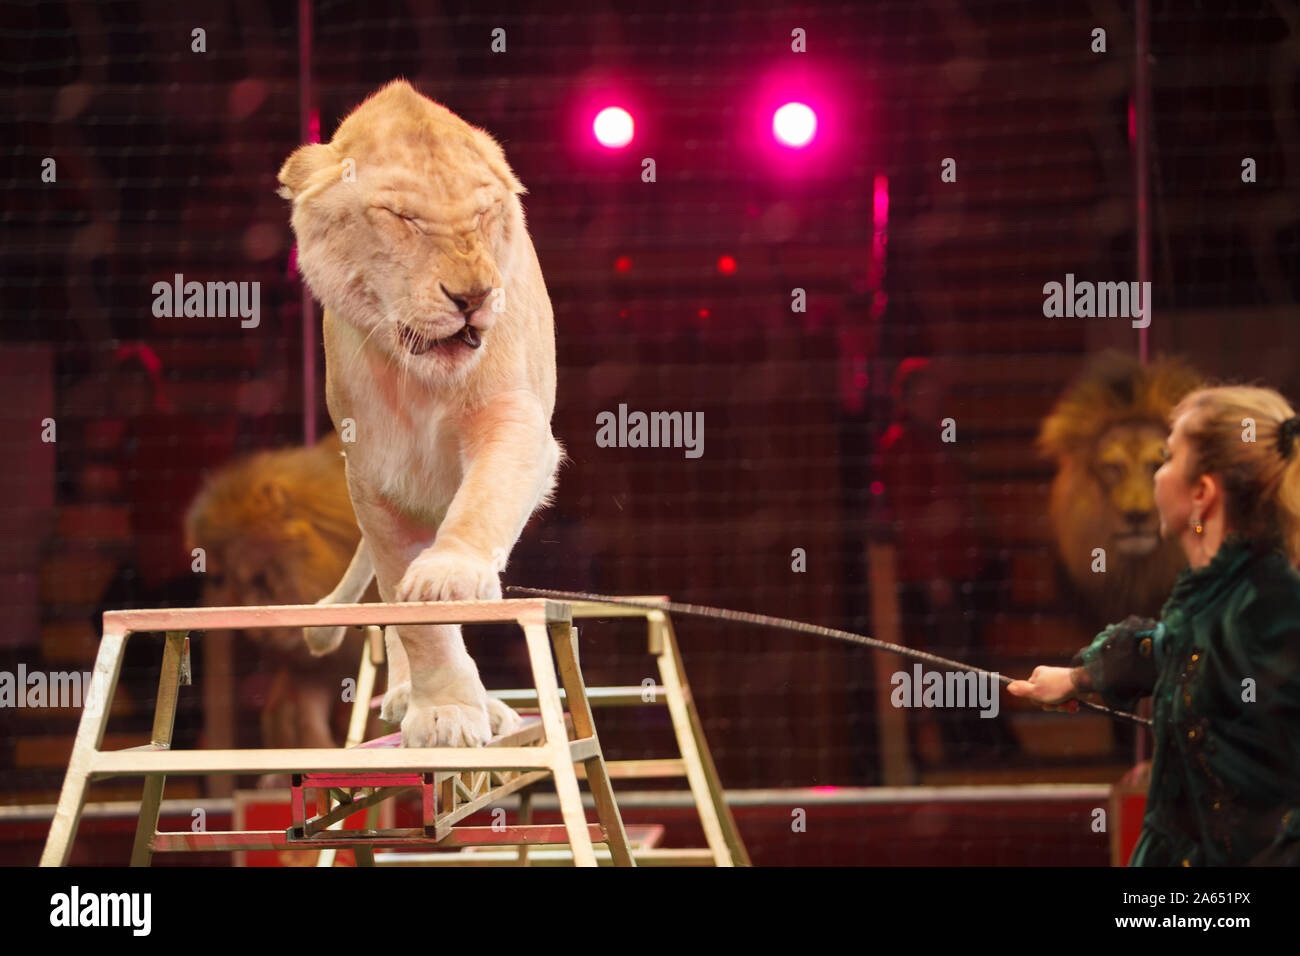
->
1073, 534, 1300, 865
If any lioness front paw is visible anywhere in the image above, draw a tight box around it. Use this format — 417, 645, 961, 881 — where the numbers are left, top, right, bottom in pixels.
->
380, 681, 410, 724
487, 697, 523, 738
396, 547, 502, 603
401, 701, 492, 747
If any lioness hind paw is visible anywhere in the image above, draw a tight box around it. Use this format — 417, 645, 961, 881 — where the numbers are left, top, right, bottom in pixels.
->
487, 697, 522, 738
380, 682, 410, 725
303, 623, 347, 657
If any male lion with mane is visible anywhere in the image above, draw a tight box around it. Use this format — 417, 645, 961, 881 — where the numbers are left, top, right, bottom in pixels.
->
185, 432, 375, 764
278, 80, 565, 748
1038, 350, 1203, 625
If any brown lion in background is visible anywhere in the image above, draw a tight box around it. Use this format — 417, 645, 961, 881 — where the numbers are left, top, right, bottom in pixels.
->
184, 432, 378, 760
1038, 351, 1203, 626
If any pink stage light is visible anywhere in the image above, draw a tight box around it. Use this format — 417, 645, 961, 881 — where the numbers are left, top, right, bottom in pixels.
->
593, 107, 634, 148
772, 102, 817, 147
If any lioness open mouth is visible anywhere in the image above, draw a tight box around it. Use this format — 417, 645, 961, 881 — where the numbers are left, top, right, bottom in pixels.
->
399, 323, 482, 354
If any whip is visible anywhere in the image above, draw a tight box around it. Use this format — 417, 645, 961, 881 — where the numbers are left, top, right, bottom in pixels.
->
506, 585, 1153, 729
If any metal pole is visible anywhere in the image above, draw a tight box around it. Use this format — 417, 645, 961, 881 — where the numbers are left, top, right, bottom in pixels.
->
299, 0, 317, 444
1134, 0, 1152, 764
1135, 0, 1151, 366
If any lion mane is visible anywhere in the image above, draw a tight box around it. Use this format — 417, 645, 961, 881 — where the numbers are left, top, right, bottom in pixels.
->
1038, 350, 1204, 625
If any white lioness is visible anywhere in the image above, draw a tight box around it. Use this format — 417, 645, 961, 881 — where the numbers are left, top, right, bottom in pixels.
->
277, 80, 565, 747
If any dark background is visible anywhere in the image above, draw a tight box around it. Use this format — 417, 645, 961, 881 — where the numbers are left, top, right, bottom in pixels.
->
1, 0, 1298, 854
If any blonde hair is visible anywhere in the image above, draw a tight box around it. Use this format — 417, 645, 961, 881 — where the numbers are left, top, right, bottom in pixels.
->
1171, 385, 1300, 563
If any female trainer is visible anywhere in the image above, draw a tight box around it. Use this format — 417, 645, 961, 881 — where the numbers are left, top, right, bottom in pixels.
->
1008, 385, 1300, 865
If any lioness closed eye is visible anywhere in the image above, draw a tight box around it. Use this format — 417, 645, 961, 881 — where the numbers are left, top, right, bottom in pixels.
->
277, 80, 566, 748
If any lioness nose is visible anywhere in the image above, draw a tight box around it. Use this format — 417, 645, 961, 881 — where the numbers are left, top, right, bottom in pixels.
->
442, 284, 491, 316
1124, 510, 1149, 526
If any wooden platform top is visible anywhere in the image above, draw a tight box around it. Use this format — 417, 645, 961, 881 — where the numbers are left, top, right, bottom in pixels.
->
101, 598, 573, 632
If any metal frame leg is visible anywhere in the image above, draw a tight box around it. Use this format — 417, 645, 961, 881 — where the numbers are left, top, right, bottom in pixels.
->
516, 784, 533, 866
318, 625, 384, 868
550, 621, 634, 866
654, 612, 751, 866
521, 620, 597, 866
130, 630, 190, 867
40, 627, 129, 866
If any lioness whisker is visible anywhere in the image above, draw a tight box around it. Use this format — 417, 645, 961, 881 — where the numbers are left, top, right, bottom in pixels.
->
344, 318, 386, 377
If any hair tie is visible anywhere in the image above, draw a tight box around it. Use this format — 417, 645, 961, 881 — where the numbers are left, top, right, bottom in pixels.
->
1279, 416, 1300, 458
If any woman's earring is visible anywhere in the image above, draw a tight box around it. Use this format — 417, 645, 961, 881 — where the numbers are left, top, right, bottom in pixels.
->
1192, 514, 1204, 536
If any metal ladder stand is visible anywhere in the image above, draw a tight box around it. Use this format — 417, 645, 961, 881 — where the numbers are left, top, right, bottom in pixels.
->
40, 596, 749, 867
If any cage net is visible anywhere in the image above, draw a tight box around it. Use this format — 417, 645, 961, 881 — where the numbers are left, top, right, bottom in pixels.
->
1, 0, 1298, 866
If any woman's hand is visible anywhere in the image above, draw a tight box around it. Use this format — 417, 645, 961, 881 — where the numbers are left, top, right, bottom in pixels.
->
1006, 666, 1080, 711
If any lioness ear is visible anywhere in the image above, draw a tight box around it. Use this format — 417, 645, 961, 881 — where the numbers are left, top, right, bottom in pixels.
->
467, 127, 526, 196
277, 142, 335, 200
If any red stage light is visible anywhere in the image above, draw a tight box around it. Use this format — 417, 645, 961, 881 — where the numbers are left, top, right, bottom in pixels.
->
773, 102, 816, 147
615, 255, 631, 272
717, 255, 736, 275
593, 107, 634, 148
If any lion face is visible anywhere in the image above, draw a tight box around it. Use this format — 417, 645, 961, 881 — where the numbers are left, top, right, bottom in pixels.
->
1049, 444, 1189, 623
1091, 423, 1166, 556
278, 81, 527, 385
200, 539, 311, 654
1047, 420, 1195, 623
196, 518, 355, 656
1038, 351, 1204, 623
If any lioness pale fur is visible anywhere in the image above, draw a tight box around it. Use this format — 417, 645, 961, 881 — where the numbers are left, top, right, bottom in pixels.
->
277, 80, 565, 747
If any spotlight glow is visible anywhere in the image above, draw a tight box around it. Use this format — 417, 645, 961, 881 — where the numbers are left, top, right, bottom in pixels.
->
773, 102, 817, 147
593, 107, 634, 148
